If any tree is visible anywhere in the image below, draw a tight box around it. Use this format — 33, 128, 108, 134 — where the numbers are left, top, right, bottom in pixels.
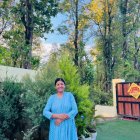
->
1, 0, 58, 69
59, 0, 91, 66
118, 0, 140, 79
119, 0, 129, 61
88, 0, 117, 92
3, 27, 40, 69
3, 25, 26, 67
88, 0, 140, 89
58, 0, 95, 87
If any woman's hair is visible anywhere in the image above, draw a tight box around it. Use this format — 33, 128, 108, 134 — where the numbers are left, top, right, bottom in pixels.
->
55, 78, 65, 85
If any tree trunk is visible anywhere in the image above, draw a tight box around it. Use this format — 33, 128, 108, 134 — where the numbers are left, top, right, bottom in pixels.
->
103, 39, 112, 92
21, 0, 33, 69
120, 0, 128, 60
102, 0, 113, 92
74, 0, 79, 66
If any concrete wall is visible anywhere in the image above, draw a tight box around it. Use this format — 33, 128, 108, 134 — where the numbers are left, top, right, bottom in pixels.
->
0, 65, 37, 82
95, 105, 117, 118
112, 79, 125, 107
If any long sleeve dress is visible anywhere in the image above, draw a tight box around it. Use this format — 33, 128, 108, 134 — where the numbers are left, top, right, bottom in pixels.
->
43, 92, 78, 140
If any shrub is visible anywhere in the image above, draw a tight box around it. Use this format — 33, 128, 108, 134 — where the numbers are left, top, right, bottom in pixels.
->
0, 79, 25, 140
90, 87, 113, 105
22, 59, 59, 139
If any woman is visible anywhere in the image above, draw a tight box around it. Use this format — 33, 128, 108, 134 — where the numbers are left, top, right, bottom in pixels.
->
43, 78, 78, 140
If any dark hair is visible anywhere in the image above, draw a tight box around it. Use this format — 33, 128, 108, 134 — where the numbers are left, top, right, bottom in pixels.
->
55, 78, 65, 85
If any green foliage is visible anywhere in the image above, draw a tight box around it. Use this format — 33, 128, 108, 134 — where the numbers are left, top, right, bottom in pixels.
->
0, 0, 12, 34
21, 59, 59, 139
78, 42, 94, 85
1, 27, 40, 68
0, 79, 25, 140
12, 0, 58, 36
0, 46, 11, 65
123, 60, 140, 81
22, 64, 58, 125
0, 0, 58, 69
31, 56, 40, 69
90, 87, 113, 106
3, 28, 26, 67
79, 61, 94, 85
87, 0, 140, 93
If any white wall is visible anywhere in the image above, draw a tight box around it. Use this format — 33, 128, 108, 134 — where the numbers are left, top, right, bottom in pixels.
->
0, 65, 37, 82
95, 105, 117, 118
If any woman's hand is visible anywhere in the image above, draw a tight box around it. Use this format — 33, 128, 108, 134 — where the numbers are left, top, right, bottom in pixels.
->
58, 114, 69, 120
52, 114, 69, 119
55, 114, 69, 126
55, 119, 64, 126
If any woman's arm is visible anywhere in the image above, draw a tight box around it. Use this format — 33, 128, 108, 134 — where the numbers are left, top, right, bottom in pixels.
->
43, 96, 53, 120
67, 93, 78, 119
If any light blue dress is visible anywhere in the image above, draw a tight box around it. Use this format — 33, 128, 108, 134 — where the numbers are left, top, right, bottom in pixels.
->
43, 92, 78, 140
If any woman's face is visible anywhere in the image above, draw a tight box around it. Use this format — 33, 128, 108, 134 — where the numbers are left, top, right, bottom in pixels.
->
55, 80, 65, 93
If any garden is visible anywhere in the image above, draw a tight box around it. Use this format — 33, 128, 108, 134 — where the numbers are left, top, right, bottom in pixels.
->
0, 55, 95, 140
0, 0, 140, 140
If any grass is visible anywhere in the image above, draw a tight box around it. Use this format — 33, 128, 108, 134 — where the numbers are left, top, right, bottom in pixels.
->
96, 119, 140, 140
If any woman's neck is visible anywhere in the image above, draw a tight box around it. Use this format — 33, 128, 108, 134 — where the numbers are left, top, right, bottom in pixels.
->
57, 92, 64, 97
57, 92, 63, 94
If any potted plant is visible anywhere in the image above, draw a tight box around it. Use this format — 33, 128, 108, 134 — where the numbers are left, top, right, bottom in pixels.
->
81, 115, 104, 140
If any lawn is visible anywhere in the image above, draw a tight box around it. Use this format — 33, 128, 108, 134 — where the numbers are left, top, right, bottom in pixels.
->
96, 119, 140, 140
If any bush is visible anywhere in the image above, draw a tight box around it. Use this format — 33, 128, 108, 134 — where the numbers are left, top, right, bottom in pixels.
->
0, 79, 25, 140
22, 58, 59, 139
89, 86, 113, 106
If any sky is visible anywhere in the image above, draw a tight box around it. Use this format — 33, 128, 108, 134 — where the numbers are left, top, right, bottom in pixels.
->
42, 13, 94, 46
42, 13, 68, 44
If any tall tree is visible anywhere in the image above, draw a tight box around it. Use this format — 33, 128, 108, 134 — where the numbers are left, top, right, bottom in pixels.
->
1, 0, 58, 69
88, 0, 140, 87
13, 0, 58, 69
120, 0, 128, 60
59, 0, 90, 66
88, 0, 117, 92
118, 0, 140, 79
